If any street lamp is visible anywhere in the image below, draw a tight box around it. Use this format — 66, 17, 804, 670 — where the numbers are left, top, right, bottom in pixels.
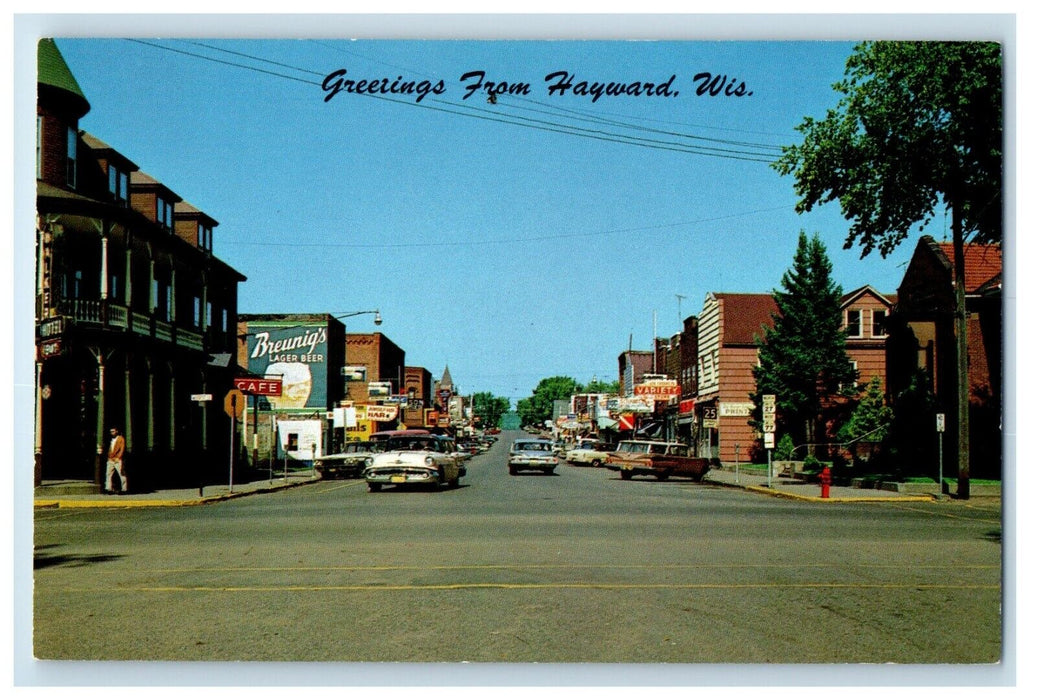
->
335, 309, 381, 326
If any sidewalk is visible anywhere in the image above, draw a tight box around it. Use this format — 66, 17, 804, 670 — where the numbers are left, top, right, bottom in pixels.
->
704, 467, 942, 502
33, 473, 322, 509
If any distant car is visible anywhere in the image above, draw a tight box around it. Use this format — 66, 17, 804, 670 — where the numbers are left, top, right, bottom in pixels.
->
605, 440, 710, 481
363, 434, 466, 492
508, 438, 560, 475
315, 441, 385, 479
566, 439, 616, 468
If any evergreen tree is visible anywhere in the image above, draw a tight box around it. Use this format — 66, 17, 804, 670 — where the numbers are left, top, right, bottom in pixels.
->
753, 232, 857, 451
773, 41, 1002, 497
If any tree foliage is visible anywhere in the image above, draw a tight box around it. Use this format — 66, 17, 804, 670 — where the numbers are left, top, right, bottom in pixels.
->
773, 41, 1002, 256
581, 379, 621, 395
516, 376, 580, 428
753, 232, 857, 448
773, 41, 1002, 497
515, 376, 619, 428
837, 377, 894, 444
471, 391, 511, 429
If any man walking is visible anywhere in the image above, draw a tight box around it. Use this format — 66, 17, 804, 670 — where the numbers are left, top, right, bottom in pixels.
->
105, 426, 128, 494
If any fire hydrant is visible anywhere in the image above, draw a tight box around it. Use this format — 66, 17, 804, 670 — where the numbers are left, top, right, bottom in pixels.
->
820, 465, 832, 499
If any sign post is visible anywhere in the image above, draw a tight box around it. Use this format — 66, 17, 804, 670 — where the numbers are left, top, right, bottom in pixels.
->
224, 389, 245, 492
192, 394, 212, 495
762, 395, 776, 488
936, 413, 946, 498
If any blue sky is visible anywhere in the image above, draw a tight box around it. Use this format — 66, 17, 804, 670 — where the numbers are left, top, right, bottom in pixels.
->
24, 17, 1010, 404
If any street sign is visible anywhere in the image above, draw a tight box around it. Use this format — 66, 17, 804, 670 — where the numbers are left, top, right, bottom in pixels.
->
223, 389, 245, 419
762, 394, 777, 434
191, 393, 213, 402
936, 413, 946, 433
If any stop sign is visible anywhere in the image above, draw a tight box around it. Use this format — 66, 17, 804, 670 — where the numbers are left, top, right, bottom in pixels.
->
224, 389, 245, 419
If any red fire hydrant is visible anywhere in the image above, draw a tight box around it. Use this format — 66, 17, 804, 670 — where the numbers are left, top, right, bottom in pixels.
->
820, 466, 832, 499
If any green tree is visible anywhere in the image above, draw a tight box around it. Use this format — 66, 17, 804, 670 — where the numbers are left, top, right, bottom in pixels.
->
774, 41, 1002, 498
753, 232, 857, 452
580, 379, 620, 395
471, 392, 511, 429
837, 377, 895, 463
517, 376, 580, 428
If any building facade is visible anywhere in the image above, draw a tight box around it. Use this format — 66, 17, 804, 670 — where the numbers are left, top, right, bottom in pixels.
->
694, 293, 777, 463
888, 235, 1002, 479
841, 285, 896, 392
35, 39, 245, 490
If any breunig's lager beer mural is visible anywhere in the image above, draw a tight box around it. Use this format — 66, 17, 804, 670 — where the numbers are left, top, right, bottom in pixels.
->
247, 323, 329, 410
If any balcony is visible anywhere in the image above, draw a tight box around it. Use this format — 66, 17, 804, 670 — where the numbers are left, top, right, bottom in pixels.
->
53, 299, 209, 352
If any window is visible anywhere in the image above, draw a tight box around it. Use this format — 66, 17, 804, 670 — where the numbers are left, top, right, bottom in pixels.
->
221, 308, 228, 332
193, 297, 201, 328
197, 223, 212, 252
108, 165, 129, 206
36, 117, 42, 179
845, 309, 862, 337
157, 197, 174, 231
872, 310, 888, 338
66, 127, 77, 188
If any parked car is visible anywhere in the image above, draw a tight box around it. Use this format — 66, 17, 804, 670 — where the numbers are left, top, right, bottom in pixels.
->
566, 439, 616, 468
314, 440, 385, 479
508, 438, 560, 475
363, 434, 466, 492
604, 440, 710, 481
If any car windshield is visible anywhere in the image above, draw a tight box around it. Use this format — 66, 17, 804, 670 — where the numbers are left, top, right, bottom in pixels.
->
515, 442, 549, 451
386, 436, 441, 452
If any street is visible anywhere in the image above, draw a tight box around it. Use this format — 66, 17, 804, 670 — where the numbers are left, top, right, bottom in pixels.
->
33, 432, 1002, 667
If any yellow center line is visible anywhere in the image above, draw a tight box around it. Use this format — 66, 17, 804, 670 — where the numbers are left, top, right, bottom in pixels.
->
313, 480, 366, 494
118, 563, 1002, 574
105, 582, 1003, 593
883, 502, 1002, 524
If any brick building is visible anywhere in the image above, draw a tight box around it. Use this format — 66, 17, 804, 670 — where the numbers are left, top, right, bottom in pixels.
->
841, 285, 896, 391
35, 39, 245, 490
888, 235, 1002, 479
694, 293, 777, 463
402, 366, 433, 427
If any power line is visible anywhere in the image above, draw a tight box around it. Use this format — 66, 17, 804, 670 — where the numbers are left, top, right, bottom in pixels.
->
125, 39, 784, 163
221, 205, 792, 250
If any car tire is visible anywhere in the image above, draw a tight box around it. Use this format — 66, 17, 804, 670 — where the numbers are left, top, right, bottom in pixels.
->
368, 482, 382, 492
509, 466, 518, 475
544, 468, 554, 475
620, 470, 633, 480
657, 472, 670, 481
591, 459, 601, 468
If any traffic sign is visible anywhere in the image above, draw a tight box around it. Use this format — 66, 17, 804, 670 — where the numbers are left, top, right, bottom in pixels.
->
191, 393, 213, 402
224, 389, 245, 419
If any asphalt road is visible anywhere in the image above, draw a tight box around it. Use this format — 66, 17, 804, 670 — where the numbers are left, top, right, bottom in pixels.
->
32, 431, 1003, 674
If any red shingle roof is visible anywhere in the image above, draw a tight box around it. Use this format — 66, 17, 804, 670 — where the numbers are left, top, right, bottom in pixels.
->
933, 240, 1002, 293
716, 293, 778, 345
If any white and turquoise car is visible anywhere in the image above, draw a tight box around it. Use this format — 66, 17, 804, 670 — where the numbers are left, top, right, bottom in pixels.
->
363, 434, 466, 492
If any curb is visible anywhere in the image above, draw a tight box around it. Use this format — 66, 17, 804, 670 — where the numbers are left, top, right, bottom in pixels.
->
741, 485, 936, 503
33, 477, 319, 509
705, 476, 937, 503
